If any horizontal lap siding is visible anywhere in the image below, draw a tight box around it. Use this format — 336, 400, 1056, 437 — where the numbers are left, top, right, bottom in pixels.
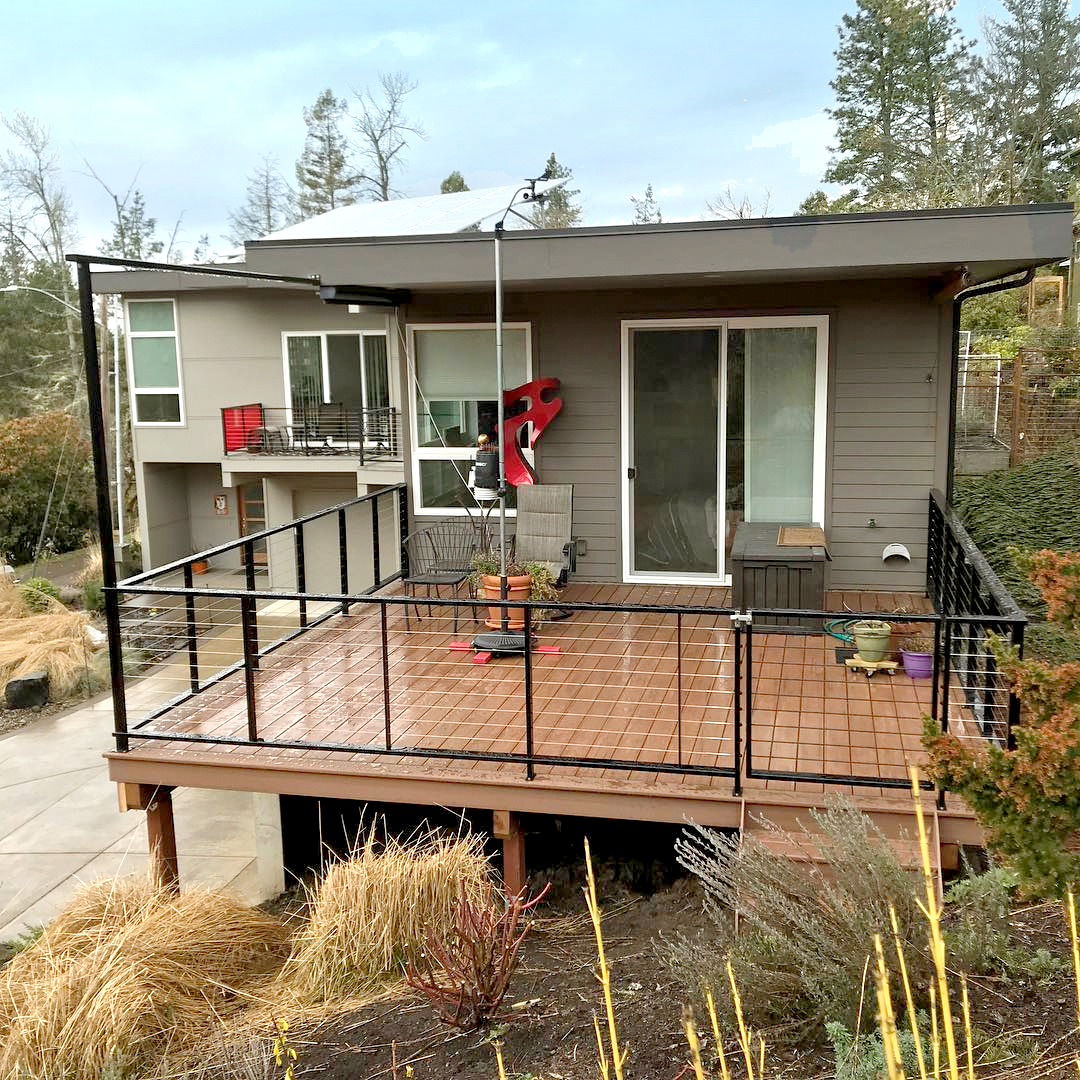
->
828, 300, 946, 592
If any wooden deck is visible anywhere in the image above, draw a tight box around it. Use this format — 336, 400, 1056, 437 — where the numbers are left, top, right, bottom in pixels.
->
108, 583, 982, 845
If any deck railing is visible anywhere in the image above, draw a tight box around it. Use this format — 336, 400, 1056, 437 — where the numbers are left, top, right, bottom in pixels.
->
104, 488, 1026, 800
221, 403, 402, 464
927, 489, 1027, 747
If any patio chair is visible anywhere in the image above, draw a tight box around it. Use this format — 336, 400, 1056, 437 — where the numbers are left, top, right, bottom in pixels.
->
513, 484, 576, 618
402, 521, 480, 632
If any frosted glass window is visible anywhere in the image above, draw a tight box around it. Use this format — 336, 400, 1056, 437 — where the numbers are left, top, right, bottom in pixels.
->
131, 337, 178, 388
414, 328, 528, 398
741, 326, 817, 522
128, 301, 174, 332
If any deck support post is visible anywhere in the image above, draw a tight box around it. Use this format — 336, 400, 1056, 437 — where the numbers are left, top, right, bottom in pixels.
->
493, 810, 525, 896
119, 783, 179, 893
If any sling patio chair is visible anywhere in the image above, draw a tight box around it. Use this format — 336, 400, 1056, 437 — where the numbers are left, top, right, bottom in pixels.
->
512, 483, 576, 618
402, 520, 481, 632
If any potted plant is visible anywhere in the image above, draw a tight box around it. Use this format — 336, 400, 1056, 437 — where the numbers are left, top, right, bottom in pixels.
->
470, 551, 559, 630
190, 553, 210, 575
898, 633, 934, 678
851, 619, 892, 663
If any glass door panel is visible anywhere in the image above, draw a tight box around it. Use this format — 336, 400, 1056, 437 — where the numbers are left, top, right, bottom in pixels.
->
630, 328, 720, 577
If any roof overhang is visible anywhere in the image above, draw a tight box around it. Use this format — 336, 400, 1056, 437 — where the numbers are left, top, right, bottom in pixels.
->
244, 203, 1075, 295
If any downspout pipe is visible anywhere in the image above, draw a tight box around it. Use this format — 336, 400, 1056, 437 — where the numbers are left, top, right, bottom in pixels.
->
947, 268, 1035, 504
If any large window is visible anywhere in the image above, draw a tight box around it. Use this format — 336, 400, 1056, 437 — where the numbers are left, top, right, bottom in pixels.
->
283, 331, 390, 416
127, 299, 184, 425
409, 324, 531, 513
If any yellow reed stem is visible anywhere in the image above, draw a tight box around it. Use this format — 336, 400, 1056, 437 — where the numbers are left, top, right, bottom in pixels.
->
726, 959, 757, 1080
758, 1034, 766, 1078
1067, 889, 1080, 1030
584, 839, 627, 1080
874, 933, 905, 1080
891, 905, 928, 1079
960, 975, 975, 1080
911, 765, 960, 1080
493, 1041, 508, 1080
593, 1012, 611, 1080
683, 1008, 707, 1080
930, 983, 941, 1080
705, 986, 732, 1080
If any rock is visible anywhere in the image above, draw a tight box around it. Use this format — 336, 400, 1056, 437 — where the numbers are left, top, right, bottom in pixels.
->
5, 671, 49, 709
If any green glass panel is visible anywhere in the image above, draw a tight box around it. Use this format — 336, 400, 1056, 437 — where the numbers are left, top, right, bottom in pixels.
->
135, 393, 181, 422
131, 337, 178, 387
128, 301, 175, 332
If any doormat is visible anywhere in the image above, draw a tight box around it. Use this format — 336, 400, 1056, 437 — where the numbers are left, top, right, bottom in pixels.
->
778, 525, 828, 548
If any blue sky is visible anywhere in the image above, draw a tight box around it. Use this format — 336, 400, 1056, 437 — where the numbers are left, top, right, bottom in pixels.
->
0, 0, 1042, 254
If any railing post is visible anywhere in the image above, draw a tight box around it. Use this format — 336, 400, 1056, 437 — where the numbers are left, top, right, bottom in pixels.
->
240, 595, 260, 742
381, 603, 392, 750
356, 408, 366, 467
295, 523, 307, 629
338, 508, 349, 614
932, 618, 946, 810
1006, 620, 1023, 750
183, 563, 200, 694
732, 618, 742, 796
524, 605, 535, 780
244, 541, 259, 668
744, 616, 754, 776
371, 492, 381, 588
397, 485, 409, 577
676, 611, 683, 767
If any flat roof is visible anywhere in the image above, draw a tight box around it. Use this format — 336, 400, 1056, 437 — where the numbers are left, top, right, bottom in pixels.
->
94, 203, 1074, 295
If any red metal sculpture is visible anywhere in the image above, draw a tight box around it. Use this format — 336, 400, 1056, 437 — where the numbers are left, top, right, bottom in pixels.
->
500, 377, 563, 486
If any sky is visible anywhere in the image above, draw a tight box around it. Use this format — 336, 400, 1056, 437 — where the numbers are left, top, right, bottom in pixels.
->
0, 0, 1043, 257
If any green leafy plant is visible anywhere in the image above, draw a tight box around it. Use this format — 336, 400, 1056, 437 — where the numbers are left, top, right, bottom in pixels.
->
19, 576, 60, 612
469, 551, 560, 621
924, 548, 1080, 896
82, 579, 105, 612
827, 1017, 929, 1080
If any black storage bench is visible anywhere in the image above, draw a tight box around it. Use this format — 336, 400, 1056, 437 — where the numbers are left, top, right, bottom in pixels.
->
730, 522, 826, 633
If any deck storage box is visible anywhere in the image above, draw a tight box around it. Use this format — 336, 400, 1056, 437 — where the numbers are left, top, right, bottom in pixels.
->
731, 522, 826, 633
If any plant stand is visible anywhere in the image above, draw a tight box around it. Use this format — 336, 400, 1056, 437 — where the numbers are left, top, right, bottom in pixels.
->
844, 654, 899, 678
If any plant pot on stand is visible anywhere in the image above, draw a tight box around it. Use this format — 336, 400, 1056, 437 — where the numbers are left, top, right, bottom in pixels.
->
851, 619, 892, 662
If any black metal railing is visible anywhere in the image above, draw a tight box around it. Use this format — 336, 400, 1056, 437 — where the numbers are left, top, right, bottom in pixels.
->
105, 488, 1026, 799
221, 403, 401, 463
927, 489, 1027, 746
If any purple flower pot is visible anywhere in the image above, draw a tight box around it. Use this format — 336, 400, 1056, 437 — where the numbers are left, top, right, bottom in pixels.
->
900, 649, 933, 679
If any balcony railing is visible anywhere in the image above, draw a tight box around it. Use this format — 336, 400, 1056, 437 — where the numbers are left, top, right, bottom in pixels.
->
221, 403, 402, 464
103, 488, 1026, 803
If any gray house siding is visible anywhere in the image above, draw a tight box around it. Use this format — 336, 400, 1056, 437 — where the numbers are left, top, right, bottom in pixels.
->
401, 278, 948, 592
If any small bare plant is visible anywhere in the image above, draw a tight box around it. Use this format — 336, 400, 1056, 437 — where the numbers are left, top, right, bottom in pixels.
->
404, 881, 550, 1029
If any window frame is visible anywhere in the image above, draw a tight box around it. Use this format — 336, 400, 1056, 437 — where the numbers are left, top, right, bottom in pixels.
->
407, 322, 534, 517
280, 329, 393, 420
125, 298, 185, 427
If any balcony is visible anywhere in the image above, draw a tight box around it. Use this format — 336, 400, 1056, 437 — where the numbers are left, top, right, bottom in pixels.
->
104, 487, 1025, 860
221, 403, 402, 464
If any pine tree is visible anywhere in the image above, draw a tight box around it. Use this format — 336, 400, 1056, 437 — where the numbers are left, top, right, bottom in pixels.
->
630, 183, 662, 224
440, 170, 469, 194
99, 189, 164, 260
227, 155, 297, 244
982, 0, 1080, 203
295, 89, 357, 218
529, 153, 582, 228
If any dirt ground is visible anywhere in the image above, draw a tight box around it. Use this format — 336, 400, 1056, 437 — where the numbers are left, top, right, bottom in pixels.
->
285, 868, 1080, 1080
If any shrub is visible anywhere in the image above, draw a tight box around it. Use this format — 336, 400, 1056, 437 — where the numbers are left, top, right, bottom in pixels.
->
82, 578, 104, 612
664, 800, 928, 1040
924, 549, 1080, 896
19, 576, 60, 612
827, 1017, 929, 1080
0, 410, 96, 564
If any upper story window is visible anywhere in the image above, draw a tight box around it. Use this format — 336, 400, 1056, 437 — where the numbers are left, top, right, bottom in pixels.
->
127, 299, 184, 425
283, 332, 390, 416
408, 324, 531, 514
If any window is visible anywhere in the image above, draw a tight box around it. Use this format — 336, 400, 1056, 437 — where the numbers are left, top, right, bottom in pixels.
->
127, 300, 183, 424
283, 332, 390, 417
409, 324, 531, 513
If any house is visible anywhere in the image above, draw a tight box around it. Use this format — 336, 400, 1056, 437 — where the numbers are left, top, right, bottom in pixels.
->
86, 200, 1073, 895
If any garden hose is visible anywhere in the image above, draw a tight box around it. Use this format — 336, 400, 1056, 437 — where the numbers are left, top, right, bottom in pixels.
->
824, 618, 857, 644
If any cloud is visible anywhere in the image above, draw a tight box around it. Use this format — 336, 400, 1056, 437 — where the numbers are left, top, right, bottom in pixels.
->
748, 111, 834, 177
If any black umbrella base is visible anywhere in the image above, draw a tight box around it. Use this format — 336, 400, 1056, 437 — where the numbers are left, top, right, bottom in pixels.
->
472, 630, 528, 654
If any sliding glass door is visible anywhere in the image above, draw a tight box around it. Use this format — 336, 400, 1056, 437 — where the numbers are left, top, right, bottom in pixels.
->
623, 316, 827, 584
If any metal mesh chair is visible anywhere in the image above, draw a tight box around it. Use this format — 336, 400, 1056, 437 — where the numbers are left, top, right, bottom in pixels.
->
402, 521, 480, 632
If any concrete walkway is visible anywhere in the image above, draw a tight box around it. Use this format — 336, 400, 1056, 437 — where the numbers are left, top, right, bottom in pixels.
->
0, 691, 283, 941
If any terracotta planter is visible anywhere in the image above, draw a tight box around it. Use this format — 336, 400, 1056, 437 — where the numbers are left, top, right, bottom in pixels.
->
191, 559, 209, 576
480, 573, 532, 630
900, 649, 933, 679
